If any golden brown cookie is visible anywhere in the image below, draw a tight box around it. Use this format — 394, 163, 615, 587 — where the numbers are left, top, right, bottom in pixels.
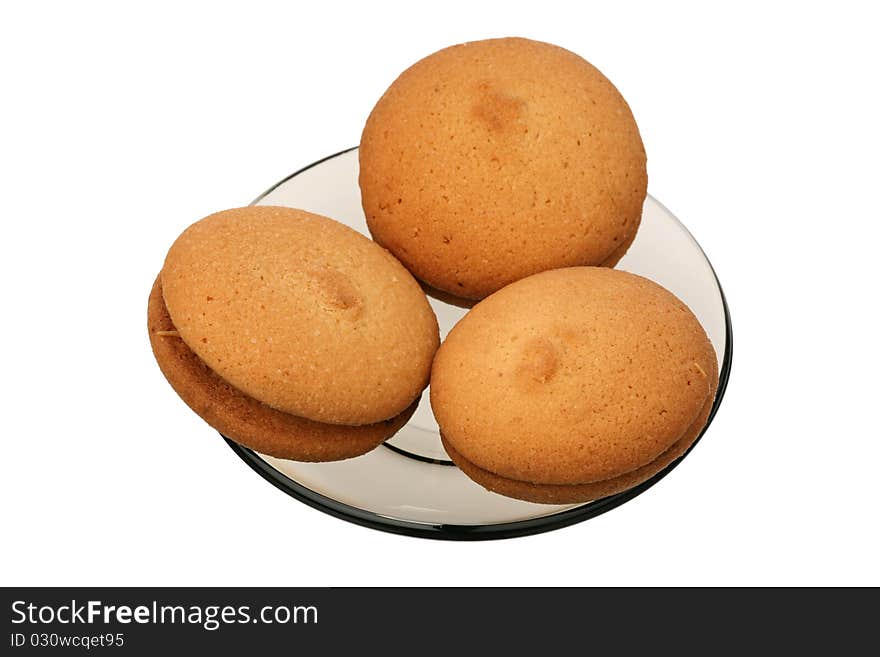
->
431, 267, 718, 503
161, 206, 440, 426
359, 37, 647, 300
149, 278, 417, 461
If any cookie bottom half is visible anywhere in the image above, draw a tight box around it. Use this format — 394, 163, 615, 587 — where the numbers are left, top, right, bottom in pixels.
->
148, 277, 417, 462
415, 219, 640, 309
441, 390, 715, 504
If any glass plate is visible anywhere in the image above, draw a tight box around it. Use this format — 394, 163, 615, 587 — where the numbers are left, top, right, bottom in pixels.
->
224, 147, 732, 540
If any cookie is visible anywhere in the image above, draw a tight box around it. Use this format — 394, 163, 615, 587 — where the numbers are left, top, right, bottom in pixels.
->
161, 206, 440, 426
150, 206, 440, 461
430, 267, 718, 503
149, 278, 417, 461
360, 37, 647, 300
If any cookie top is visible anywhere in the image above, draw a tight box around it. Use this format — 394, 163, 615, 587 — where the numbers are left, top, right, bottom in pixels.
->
161, 206, 439, 425
359, 37, 647, 299
430, 267, 717, 485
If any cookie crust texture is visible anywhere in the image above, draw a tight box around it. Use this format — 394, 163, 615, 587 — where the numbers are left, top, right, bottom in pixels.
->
360, 37, 647, 300
441, 392, 713, 504
431, 267, 718, 502
160, 206, 440, 427
149, 278, 418, 461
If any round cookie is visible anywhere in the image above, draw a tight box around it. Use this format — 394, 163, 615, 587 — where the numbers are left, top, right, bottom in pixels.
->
359, 37, 647, 300
149, 278, 417, 461
161, 206, 440, 426
430, 267, 718, 503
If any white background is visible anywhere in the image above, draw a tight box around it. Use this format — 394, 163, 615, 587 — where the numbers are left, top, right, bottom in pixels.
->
2, 2, 877, 586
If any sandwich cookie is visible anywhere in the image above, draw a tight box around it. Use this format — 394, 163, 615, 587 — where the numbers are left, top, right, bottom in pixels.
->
430, 267, 718, 503
149, 206, 439, 461
359, 37, 647, 300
